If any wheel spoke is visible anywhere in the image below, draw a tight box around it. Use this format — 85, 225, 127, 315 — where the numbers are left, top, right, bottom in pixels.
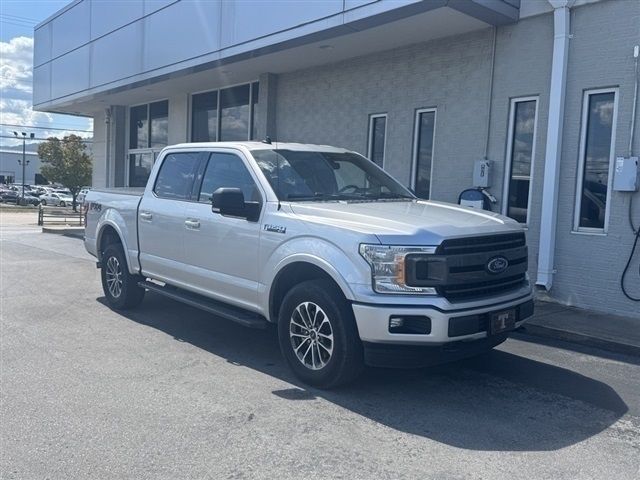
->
317, 340, 332, 356
290, 319, 309, 332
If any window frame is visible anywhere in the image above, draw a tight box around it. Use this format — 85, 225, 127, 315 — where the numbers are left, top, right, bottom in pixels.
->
411, 107, 437, 199
501, 96, 539, 225
573, 87, 619, 234
367, 113, 387, 169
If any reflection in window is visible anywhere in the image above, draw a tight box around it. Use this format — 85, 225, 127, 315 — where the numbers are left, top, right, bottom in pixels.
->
191, 91, 218, 142
128, 152, 154, 187
251, 82, 259, 140
506, 99, 537, 223
220, 85, 250, 141
191, 83, 259, 143
577, 91, 616, 230
129, 105, 148, 149
154, 152, 201, 200
368, 115, 386, 167
413, 110, 436, 199
129, 101, 168, 149
150, 101, 168, 148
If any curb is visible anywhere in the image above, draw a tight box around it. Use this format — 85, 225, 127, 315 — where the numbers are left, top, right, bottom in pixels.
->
42, 227, 84, 239
519, 323, 640, 358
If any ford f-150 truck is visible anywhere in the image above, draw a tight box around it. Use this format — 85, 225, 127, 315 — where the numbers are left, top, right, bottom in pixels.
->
84, 142, 533, 387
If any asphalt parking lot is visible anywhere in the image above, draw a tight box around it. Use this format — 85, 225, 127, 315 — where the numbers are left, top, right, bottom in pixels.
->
1, 212, 639, 479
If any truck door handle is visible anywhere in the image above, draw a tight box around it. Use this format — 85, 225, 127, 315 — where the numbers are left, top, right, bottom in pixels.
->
185, 218, 200, 230
140, 211, 153, 221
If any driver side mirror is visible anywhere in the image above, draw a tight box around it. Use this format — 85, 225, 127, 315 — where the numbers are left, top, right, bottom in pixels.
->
211, 187, 261, 222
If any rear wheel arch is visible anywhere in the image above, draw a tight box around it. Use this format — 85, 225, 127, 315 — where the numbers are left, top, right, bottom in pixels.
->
98, 224, 123, 262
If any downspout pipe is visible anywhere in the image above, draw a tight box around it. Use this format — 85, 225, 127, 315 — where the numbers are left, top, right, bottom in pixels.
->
536, 0, 574, 291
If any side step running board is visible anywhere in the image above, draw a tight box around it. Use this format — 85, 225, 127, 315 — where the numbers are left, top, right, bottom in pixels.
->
139, 281, 269, 329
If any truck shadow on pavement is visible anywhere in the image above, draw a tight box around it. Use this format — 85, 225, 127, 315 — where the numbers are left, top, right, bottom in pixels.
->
99, 292, 629, 452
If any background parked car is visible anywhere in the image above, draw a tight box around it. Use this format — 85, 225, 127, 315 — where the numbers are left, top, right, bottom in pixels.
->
40, 192, 73, 207
0, 190, 19, 203
20, 193, 42, 206
77, 187, 90, 205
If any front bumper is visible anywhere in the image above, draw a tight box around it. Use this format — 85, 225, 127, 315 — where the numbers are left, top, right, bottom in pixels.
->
352, 293, 533, 367
352, 292, 533, 342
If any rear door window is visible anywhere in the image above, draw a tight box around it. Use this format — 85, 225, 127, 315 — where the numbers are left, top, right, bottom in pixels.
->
154, 152, 203, 200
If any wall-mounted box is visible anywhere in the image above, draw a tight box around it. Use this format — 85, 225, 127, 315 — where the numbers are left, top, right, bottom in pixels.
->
613, 157, 638, 192
473, 160, 491, 188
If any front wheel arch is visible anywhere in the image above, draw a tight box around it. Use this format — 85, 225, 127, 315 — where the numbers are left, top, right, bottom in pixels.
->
269, 261, 348, 324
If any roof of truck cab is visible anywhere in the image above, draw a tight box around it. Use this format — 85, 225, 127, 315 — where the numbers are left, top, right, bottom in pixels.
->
165, 142, 351, 153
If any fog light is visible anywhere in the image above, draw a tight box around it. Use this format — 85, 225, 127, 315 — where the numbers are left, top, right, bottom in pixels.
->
388, 315, 431, 334
389, 317, 404, 329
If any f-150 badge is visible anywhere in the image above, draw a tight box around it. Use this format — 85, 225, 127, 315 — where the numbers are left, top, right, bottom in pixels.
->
264, 224, 286, 234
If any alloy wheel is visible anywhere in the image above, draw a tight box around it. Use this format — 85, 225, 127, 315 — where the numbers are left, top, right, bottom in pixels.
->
105, 256, 123, 298
289, 301, 334, 370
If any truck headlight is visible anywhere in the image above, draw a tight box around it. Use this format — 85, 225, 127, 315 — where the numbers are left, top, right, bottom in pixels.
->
359, 244, 438, 294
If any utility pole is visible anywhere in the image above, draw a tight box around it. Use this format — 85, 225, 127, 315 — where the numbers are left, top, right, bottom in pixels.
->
13, 131, 34, 205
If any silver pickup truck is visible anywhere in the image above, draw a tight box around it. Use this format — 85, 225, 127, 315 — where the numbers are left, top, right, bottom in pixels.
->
84, 141, 533, 387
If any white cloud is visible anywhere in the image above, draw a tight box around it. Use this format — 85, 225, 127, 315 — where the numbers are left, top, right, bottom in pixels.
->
0, 36, 92, 147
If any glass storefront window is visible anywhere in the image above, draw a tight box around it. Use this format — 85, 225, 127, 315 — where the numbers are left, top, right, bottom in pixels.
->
150, 101, 169, 148
129, 105, 148, 149
191, 91, 218, 142
220, 84, 251, 141
128, 152, 155, 188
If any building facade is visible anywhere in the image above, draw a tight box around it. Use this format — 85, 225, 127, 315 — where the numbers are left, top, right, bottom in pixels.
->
0, 149, 42, 185
33, 0, 640, 317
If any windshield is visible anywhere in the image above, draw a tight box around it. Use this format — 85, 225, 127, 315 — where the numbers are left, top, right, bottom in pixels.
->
250, 149, 414, 201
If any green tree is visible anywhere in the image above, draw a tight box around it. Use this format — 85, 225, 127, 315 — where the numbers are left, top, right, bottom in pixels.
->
38, 135, 92, 211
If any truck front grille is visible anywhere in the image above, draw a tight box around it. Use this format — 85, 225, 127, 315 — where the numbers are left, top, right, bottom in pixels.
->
436, 232, 526, 255
405, 233, 528, 302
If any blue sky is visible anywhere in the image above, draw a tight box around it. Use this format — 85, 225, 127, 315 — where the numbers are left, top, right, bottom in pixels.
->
0, 0, 92, 147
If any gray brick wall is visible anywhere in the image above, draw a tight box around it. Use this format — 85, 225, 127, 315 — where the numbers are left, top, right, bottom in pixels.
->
275, 0, 640, 318
552, 0, 640, 317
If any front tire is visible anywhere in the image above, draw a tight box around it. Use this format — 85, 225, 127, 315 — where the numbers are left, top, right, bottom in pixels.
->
278, 279, 364, 388
101, 244, 145, 310
41, 200, 47, 206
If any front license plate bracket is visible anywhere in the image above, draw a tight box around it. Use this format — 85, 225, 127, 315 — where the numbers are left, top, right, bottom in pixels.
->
490, 308, 516, 335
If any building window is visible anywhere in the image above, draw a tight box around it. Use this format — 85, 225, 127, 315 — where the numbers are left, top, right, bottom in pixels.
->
503, 97, 538, 224
412, 108, 436, 199
251, 82, 260, 140
191, 82, 259, 143
128, 100, 168, 187
192, 91, 218, 142
367, 114, 386, 167
574, 89, 618, 232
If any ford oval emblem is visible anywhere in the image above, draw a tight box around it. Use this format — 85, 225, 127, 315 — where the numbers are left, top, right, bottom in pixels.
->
486, 256, 509, 274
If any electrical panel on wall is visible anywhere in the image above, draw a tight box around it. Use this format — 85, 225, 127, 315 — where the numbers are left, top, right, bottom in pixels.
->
473, 160, 491, 188
613, 157, 638, 192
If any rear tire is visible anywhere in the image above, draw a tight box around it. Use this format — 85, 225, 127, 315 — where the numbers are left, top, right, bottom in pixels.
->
101, 244, 145, 310
278, 279, 364, 388
60, 201, 66, 207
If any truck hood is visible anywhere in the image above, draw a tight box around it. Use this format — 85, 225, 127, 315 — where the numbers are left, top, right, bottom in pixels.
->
289, 200, 522, 245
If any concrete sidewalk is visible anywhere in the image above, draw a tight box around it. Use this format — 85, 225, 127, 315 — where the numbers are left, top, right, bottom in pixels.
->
523, 300, 640, 357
